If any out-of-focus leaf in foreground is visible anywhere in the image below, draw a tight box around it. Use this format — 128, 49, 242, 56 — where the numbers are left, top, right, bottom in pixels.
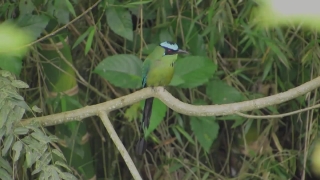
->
255, 0, 320, 30
0, 22, 32, 57
0, 22, 33, 74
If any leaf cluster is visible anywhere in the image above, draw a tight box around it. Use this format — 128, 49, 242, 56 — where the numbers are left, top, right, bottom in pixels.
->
0, 71, 76, 180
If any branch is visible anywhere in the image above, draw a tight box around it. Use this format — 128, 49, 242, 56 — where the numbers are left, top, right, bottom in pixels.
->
21, 76, 320, 127
236, 103, 320, 119
98, 111, 142, 180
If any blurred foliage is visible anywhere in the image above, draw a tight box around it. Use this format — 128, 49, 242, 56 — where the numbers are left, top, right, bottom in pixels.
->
0, 22, 33, 74
1, 0, 320, 179
256, 0, 320, 30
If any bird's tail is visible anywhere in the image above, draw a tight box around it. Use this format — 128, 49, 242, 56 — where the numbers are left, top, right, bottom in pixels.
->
135, 97, 154, 155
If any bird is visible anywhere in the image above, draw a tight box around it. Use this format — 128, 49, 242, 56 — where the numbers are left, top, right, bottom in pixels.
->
135, 41, 188, 156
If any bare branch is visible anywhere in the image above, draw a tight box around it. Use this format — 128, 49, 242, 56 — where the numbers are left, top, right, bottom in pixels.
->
98, 111, 142, 180
21, 76, 320, 127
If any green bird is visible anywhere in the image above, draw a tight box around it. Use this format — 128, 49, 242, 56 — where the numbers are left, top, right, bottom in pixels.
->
135, 41, 188, 155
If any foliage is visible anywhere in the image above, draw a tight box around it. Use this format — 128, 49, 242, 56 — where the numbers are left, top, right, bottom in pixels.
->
94, 54, 142, 88
1, 0, 320, 179
0, 71, 76, 179
106, 7, 133, 41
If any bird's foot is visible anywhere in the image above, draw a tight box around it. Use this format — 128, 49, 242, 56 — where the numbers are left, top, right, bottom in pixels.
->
150, 86, 166, 92
150, 86, 156, 92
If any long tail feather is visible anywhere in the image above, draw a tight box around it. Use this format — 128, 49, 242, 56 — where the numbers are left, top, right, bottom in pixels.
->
135, 138, 147, 156
135, 97, 154, 155
142, 97, 154, 128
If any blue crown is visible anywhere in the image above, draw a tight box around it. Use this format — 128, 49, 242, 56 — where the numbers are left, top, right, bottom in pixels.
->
160, 41, 178, 51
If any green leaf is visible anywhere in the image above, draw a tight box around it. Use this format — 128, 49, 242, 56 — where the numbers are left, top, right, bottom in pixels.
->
12, 141, 23, 162
106, 8, 133, 41
50, 1, 70, 24
0, 156, 12, 174
206, 79, 243, 104
32, 105, 43, 113
0, 55, 23, 75
174, 125, 195, 145
1, 70, 11, 77
171, 126, 183, 145
0, 168, 12, 180
170, 56, 217, 88
6, 90, 24, 101
202, 172, 210, 180
14, 127, 29, 135
48, 165, 60, 179
65, 0, 76, 17
19, 0, 35, 15
16, 14, 50, 40
55, 161, 72, 171
52, 149, 67, 162
188, 34, 207, 56
2, 134, 14, 155
32, 162, 45, 175
39, 171, 45, 179
60, 95, 83, 112
25, 148, 33, 167
11, 80, 29, 88
93, 54, 142, 88
262, 58, 274, 81
9, 98, 30, 111
0, 128, 5, 141
31, 131, 51, 144
145, 98, 167, 137
85, 27, 95, 55
39, 152, 51, 166
72, 26, 93, 49
32, 153, 51, 175
11, 110, 26, 123
190, 116, 219, 153
0, 106, 10, 127
27, 148, 46, 167
60, 172, 77, 180
169, 161, 184, 173
266, 40, 290, 68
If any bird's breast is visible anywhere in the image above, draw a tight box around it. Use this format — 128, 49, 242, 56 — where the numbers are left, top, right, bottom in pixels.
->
146, 64, 174, 86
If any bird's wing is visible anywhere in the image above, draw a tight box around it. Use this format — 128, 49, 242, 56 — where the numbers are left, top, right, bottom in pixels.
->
141, 46, 165, 88
141, 60, 150, 88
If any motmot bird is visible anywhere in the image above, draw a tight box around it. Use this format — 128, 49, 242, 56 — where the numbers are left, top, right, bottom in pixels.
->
135, 41, 188, 155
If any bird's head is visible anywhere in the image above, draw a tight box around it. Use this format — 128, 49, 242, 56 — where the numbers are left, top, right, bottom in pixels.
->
160, 41, 189, 55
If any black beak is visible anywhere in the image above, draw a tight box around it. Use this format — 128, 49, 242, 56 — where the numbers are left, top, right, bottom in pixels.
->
177, 49, 189, 54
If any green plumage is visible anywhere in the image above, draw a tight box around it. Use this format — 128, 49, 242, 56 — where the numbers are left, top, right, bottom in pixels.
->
141, 46, 178, 87
136, 42, 187, 156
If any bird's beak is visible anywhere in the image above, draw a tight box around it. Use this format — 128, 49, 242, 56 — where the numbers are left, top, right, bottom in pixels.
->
177, 49, 189, 54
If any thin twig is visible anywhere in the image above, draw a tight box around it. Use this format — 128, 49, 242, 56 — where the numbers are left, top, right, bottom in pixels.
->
236, 103, 320, 119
